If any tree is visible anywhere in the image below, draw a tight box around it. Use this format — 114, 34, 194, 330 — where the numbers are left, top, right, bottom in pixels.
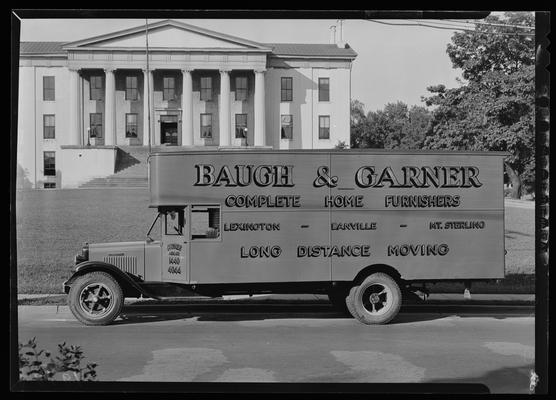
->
362, 102, 432, 150
350, 100, 370, 148
423, 12, 535, 198
380, 102, 409, 149
447, 13, 535, 81
401, 105, 433, 149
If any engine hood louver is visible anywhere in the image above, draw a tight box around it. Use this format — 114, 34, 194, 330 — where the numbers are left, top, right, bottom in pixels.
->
104, 255, 138, 275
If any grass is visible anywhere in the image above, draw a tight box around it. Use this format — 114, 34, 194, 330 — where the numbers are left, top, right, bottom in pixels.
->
15, 189, 535, 294
503, 205, 535, 275
16, 189, 154, 294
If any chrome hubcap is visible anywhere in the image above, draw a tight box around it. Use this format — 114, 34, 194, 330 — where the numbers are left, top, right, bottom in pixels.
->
79, 283, 113, 317
361, 284, 392, 316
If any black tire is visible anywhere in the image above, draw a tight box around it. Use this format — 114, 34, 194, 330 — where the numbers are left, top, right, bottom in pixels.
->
327, 288, 350, 315
68, 271, 124, 326
345, 285, 358, 318
346, 272, 402, 325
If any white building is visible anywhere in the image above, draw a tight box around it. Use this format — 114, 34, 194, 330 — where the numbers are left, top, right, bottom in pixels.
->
17, 20, 357, 189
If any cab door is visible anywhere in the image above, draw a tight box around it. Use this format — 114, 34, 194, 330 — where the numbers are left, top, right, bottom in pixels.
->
161, 208, 189, 283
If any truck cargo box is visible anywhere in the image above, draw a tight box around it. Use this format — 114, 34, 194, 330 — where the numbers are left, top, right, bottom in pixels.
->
149, 149, 507, 283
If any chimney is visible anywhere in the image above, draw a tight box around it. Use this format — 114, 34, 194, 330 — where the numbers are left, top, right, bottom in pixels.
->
329, 25, 337, 44
336, 19, 347, 48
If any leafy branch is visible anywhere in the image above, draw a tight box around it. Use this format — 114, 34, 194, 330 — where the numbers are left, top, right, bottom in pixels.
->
19, 337, 97, 381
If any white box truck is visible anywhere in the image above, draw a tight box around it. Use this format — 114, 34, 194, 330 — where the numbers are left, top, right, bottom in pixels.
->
64, 149, 507, 325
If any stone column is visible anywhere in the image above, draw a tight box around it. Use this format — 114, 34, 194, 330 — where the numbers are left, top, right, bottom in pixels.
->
219, 69, 231, 146
104, 68, 116, 146
68, 68, 81, 145
143, 69, 154, 147
181, 68, 194, 146
254, 69, 266, 147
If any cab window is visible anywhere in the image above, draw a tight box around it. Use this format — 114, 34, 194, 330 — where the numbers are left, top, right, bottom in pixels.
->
191, 205, 220, 240
165, 210, 184, 236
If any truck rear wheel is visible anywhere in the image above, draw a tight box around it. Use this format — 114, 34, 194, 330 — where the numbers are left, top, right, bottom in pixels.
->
346, 272, 402, 325
68, 271, 124, 326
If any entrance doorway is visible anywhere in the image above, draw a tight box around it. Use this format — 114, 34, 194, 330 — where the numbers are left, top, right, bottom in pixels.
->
160, 115, 179, 145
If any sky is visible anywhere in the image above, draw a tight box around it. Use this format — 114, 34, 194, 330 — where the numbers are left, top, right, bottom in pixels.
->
19, 18, 465, 113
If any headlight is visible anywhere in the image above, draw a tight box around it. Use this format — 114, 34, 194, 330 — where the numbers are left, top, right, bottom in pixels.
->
75, 243, 89, 264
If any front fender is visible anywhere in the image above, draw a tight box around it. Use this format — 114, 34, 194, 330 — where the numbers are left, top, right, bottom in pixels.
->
63, 261, 160, 299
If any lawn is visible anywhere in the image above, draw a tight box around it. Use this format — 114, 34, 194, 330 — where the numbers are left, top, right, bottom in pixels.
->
16, 189, 154, 293
15, 189, 535, 294
503, 205, 535, 275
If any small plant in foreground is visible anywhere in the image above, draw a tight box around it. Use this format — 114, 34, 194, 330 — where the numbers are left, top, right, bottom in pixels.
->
19, 337, 97, 381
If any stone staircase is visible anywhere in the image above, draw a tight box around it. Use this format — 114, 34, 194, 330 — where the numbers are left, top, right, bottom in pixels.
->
77, 144, 230, 188
79, 146, 150, 188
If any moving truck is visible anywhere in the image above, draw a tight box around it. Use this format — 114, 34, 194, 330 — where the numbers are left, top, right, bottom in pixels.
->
64, 149, 508, 325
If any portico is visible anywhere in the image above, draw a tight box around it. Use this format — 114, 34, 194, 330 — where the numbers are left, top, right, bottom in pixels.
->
63, 20, 270, 148
68, 66, 267, 148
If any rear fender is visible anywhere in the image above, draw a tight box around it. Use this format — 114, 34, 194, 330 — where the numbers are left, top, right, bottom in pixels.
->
353, 264, 403, 286
63, 261, 160, 299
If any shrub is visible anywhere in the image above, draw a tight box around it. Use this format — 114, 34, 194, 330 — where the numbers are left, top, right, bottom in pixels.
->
19, 337, 97, 381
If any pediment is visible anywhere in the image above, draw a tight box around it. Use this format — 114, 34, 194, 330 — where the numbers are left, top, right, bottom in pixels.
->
94, 25, 248, 49
63, 20, 270, 51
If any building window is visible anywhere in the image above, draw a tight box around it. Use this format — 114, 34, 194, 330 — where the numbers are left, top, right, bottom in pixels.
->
125, 113, 138, 138
43, 151, 55, 176
90, 75, 103, 101
44, 182, 56, 189
281, 77, 293, 102
200, 113, 212, 138
281, 114, 293, 139
235, 114, 248, 139
319, 115, 330, 139
43, 76, 55, 101
235, 76, 248, 101
125, 76, 138, 100
200, 77, 212, 101
191, 205, 221, 240
163, 76, 175, 100
90, 113, 103, 138
43, 114, 55, 139
318, 78, 330, 102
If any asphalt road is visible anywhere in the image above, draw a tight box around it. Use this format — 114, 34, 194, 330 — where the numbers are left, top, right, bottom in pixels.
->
17, 304, 534, 393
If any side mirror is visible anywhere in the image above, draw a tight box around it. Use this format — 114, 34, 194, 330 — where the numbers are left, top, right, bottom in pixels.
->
146, 236, 153, 243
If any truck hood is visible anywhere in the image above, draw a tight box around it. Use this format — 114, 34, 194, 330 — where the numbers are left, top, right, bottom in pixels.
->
88, 241, 147, 278
89, 241, 146, 252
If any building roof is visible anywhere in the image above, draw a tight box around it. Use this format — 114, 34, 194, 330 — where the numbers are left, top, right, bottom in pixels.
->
20, 40, 357, 59
19, 21, 356, 60
264, 43, 358, 59
20, 38, 357, 60
20, 42, 66, 55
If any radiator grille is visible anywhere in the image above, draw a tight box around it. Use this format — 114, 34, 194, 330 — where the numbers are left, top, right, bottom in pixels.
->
104, 255, 137, 275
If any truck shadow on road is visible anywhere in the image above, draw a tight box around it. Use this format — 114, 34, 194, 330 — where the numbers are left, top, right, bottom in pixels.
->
113, 304, 532, 325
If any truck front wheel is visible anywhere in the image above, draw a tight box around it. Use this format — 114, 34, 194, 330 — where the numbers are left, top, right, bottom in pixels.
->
68, 271, 124, 326
346, 272, 402, 325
